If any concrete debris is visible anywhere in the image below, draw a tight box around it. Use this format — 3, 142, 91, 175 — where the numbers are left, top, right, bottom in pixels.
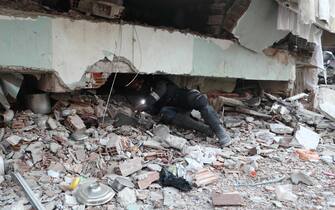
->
319, 102, 335, 122
146, 164, 162, 172
117, 187, 137, 207
212, 192, 244, 206
65, 114, 86, 132
116, 158, 143, 177
163, 187, 185, 208
25, 142, 44, 164
49, 142, 62, 154
275, 184, 298, 202
47, 117, 58, 130
290, 171, 314, 186
109, 176, 135, 192
294, 125, 320, 149
318, 87, 335, 122
0, 89, 333, 209
47, 170, 60, 178
296, 108, 324, 125
255, 130, 276, 145
64, 194, 78, 206
5, 135, 21, 146
142, 140, 164, 150
224, 117, 244, 128
269, 123, 293, 134
164, 134, 188, 150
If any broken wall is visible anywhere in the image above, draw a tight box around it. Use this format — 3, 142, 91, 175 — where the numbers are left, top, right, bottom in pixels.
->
0, 10, 295, 92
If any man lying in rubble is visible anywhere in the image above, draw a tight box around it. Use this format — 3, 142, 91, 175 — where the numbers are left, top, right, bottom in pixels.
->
128, 76, 231, 147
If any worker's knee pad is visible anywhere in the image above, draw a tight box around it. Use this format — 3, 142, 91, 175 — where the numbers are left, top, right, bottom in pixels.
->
187, 89, 208, 110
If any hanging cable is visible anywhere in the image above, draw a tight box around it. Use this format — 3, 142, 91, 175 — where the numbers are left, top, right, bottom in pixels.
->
125, 26, 143, 87
102, 25, 123, 124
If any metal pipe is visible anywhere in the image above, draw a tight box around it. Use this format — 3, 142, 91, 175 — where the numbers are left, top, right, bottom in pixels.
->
10, 172, 45, 210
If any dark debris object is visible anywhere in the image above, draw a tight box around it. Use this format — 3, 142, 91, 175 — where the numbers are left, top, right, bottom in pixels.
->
159, 168, 192, 192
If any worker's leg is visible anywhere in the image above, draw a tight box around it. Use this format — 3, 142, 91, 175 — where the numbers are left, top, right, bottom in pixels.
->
159, 106, 213, 137
186, 90, 231, 146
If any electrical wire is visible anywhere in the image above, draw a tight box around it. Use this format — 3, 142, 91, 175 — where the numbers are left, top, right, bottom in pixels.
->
102, 25, 123, 124
125, 26, 143, 87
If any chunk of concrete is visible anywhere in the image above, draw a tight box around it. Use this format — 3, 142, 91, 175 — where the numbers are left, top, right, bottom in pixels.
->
269, 123, 293, 134
318, 87, 335, 122
142, 140, 164, 150
275, 184, 297, 202
47, 117, 58, 130
109, 176, 134, 192
290, 171, 314, 186
146, 164, 162, 172
294, 125, 320, 149
49, 142, 62, 154
5, 135, 21, 146
64, 194, 78, 206
117, 187, 136, 207
152, 124, 170, 140
212, 192, 244, 206
26, 142, 44, 164
163, 187, 185, 208
164, 135, 187, 151
116, 158, 143, 176
65, 114, 86, 132
319, 102, 335, 122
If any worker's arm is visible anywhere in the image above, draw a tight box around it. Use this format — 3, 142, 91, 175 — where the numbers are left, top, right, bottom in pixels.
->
136, 80, 168, 112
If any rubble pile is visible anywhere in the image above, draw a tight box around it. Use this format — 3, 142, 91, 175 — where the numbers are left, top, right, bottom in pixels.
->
0, 91, 334, 210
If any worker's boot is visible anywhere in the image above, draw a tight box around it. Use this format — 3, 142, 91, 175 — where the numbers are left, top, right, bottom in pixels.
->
170, 113, 214, 137
199, 105, 231, 147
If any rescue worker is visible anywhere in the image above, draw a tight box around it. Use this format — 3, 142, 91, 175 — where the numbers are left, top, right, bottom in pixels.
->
135, 77, 231, 147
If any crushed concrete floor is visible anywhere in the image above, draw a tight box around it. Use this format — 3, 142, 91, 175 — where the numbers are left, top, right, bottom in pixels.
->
0, 91, 335, 210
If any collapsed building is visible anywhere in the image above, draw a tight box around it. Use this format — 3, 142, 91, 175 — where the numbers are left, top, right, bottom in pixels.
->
1, 1, 335, 210
0, 0, 334, 111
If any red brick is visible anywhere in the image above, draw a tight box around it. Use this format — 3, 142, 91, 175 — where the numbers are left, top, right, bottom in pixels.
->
137, 172, 160, 189
194, 168, 219, 187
